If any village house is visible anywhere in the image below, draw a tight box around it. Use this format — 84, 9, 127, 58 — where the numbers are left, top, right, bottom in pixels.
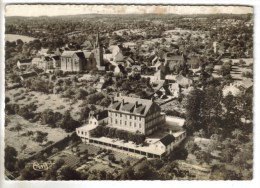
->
52, 55, 61, 69
169, 83, 181, 98
164, 53, 186, 73
187, 55, 200, 69
31, 58, 41, 67
17, 59, 32, 70
19, 71, 38, 81
151, 80, 170, 99
37, 48, 49, 57
94, 76, 106, 92
123, 42, 137, 49
165, 74, 193, 88
131, 65, 142, 75
76, 111, 108, 142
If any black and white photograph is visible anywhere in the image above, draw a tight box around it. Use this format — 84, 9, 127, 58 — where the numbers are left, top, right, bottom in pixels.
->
1, 2, 258, 184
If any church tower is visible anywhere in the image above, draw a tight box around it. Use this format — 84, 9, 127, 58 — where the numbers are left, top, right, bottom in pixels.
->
94, 32, 104, 69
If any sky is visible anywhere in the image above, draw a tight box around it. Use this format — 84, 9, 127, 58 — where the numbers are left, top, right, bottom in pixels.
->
5, 5, 253, 17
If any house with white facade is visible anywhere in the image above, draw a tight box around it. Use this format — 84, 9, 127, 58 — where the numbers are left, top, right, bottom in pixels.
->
76, 96, 187, 158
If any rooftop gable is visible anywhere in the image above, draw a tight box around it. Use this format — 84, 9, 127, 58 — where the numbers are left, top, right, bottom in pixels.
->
160, 134, 175, 146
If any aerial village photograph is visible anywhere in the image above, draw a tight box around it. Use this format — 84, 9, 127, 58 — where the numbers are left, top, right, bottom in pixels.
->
3, 4, 254, 181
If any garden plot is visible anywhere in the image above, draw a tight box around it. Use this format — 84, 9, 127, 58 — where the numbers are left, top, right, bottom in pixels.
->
5, 115, 68, 159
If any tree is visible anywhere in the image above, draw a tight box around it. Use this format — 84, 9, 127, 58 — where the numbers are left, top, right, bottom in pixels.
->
33, 131, 48, 143
120, 167, 135, 180
45, 159, 65, 180
58, 110, 80, 132
21, 144, 27, 153
21, 165, 42, 180
232, 129, 243, 140
184, 88, 205, 134
108, 154, 116, 162
57, 166, 81, 180
5, 145, 18, 171
79, 106, 90, 123
168, 147, 188, 161
185, 140, 200, 153
14, 123, 22, 136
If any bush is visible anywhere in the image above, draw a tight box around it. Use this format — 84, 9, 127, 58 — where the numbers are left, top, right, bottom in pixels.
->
242, 71, 253, 78
165, 109, 186, 118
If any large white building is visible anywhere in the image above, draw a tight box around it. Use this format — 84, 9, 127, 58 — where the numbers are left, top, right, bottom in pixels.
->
76, 96, 186, 158
108, 95, 165, 135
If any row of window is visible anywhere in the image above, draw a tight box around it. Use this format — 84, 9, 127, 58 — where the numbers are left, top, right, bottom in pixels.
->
110, 118, 143, 129
110, 112, 143, 121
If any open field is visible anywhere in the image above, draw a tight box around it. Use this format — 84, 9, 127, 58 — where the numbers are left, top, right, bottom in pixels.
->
5, 115, 68, 159
6, 88, 84, 120
5, 34, 36, 42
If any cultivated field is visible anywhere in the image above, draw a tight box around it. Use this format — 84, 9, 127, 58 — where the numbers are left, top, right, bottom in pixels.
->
5, 115, 68, 159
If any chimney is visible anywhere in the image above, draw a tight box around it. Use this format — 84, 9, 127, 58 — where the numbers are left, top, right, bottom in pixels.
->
135, 101, 138, 107
169, 130, 172, 134
89, 111, 94, 118
122, 99, 124, 105
96, 114, 99, 120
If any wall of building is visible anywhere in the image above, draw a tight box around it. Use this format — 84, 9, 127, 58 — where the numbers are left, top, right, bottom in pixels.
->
108, 111, 146, 134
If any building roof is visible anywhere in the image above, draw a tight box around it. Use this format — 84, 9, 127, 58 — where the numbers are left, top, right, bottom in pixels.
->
114, 52, 125, 62
20, 71, 38, 79
132, 65, 142, 72
175, 75, 193, 87
18, 59, 32, 64
44, 56, 52, 61
32, 58, 41, 62
187, 56, 200, 66
160, 134, 175, 146
110, 96, 158, 116
81, 40, 93, 48
61, 51, 77, 57
52, 55, 60, 61
152, 80, 165, 91
61, 51, 86, 60
83, 51, 93, 59
94, 110, 108, 121
166, 53, 184, 61
170, 83, 180, 90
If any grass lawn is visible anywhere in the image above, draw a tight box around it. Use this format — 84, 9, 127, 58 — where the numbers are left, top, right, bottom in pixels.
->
5, 114, 68, 159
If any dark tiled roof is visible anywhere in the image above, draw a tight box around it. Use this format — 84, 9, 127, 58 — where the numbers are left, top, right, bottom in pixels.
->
94, 110, 108, 121
109, 96, 159, 116
19, 59, 32, 63
160, 134, 175, 146
121, 103, 135, 112
75, 52, 85, 60
44, 56, 52, 61
20, 71, 38, 79
52, 55, 60, 60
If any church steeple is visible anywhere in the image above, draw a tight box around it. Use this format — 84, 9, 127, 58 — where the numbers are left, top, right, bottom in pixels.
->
94, 32, 104, 69
95, 32, 100, 48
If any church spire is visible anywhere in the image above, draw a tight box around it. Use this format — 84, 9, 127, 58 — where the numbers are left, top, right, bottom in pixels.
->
96, 32, 100, 48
